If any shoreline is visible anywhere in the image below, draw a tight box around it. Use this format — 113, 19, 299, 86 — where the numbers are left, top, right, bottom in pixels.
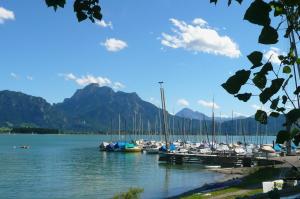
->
167, 168, 248, 199
168, 163, 300, 199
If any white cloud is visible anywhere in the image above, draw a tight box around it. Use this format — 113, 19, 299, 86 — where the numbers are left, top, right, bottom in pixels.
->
198, 99, 220, 109
220, 114, 229, 118
149, 97, 160, 107
177, 99, 189, 107
60, 73, 125, 90
233, 111, 249, 117
26, 76, 33, 81
62, 73, 76, 80
161, 18, 241, 58
192, 18, 207, 26
251, 104, 269, 112
95, 20, 113, 29
102, 38, 127, 52
113, 82, 125, 90
0, 7, 15, 24
264, 47, 284, 65
10, 72, 17, 79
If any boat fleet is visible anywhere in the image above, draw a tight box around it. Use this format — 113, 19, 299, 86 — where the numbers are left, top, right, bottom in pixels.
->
98, 83, 300, 167
99, 138, 300, 156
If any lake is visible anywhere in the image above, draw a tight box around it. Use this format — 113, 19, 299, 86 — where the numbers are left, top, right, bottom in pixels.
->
0, 134, 228, 199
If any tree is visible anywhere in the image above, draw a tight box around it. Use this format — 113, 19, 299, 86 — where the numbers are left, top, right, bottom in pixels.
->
212, 0, 300, 149
45, 0, 102, 22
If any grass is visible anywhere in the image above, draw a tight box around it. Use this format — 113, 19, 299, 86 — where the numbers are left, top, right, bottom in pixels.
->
113, 187, 144, 199
182, 167, 282, 199
182, 188, 263, 199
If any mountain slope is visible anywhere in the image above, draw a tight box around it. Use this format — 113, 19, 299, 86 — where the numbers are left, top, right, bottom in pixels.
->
0, 90, 64, 128
176, 108, 210, 120
54, 84, 162, 131
0, 84, 286, 135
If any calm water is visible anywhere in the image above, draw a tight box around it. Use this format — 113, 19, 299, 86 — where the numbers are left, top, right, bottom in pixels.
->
0, 134, 226, 199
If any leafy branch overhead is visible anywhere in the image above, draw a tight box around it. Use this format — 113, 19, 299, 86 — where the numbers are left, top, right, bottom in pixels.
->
45, 0, 102, 22
212, 0, 300, 146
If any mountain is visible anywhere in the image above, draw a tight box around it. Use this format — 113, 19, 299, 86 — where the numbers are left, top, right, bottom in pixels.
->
0, 90, 64, 128
176, 108, 245, 122
54, 83, 163, 131
176, 108, 210, 121
0, 84, 285, 135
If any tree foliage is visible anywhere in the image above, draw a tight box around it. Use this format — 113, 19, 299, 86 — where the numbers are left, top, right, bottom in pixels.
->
212, 0, 300, 146
45, 0, 102, 23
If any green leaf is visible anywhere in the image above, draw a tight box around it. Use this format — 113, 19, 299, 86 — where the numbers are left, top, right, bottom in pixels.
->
259, 78, 284, 104
255, 110, 268, 124
293, 132, 300, 146
259, 26, 278, 44
222, 70, 251, 95
270, 112, 280, 117
282, 95, 288, 104
290, 128, 299, 139
260, 62, 273, 75
296, 58, 300, 65
277, 107, 286, 112
270, 97, 279, 110
286, 109, 300, 124
73, 0, 102, 23
283, 66, 291, 74
76, 11, 88, 22
235, 93, 252, 102
276, 130, 290, 144
244, 0, 271, 26
294, 86, 300, 95
210, 0, 218, 4
45, 0, 66, 10
253, 74, 267, 89
269, 1, 285, 16
248, 51, 263, 68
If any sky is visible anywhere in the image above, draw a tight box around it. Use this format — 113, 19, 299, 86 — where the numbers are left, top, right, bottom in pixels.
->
0, 0, 292, 118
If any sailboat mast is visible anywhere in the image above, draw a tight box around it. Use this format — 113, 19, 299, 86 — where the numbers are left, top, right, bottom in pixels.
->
118, 113, 121, 141
159, 82, 169, 150
211, 97, 215, 148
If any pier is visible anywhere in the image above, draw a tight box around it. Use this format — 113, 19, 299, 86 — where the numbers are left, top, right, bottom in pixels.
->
159, 152, 285, 168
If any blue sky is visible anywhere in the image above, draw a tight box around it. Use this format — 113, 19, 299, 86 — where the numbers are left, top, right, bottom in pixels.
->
0, 0, 291, 117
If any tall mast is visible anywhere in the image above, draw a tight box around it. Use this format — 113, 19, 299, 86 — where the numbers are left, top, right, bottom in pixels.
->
118, 113, 121, 141
211, 97, 215, 148
159, 82, 169, 150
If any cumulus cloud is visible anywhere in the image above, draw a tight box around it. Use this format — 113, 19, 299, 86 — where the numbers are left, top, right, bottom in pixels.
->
177, 99, 189, 107
96, 20, 113, 29
0, 7, 15, 24
161, 18, 241, 58
197, 99, 220, 109
10, 72, 17, 79
264, 47, 285, 65
102, 38, 127, 52
60, 73, 125, 90
192, 18, 207, 26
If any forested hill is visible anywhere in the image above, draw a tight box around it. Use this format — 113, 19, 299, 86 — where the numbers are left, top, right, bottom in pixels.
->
0, 84, 285, 134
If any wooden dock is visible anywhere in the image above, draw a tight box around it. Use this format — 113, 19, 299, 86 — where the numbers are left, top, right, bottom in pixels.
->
159, 153, 285, 168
